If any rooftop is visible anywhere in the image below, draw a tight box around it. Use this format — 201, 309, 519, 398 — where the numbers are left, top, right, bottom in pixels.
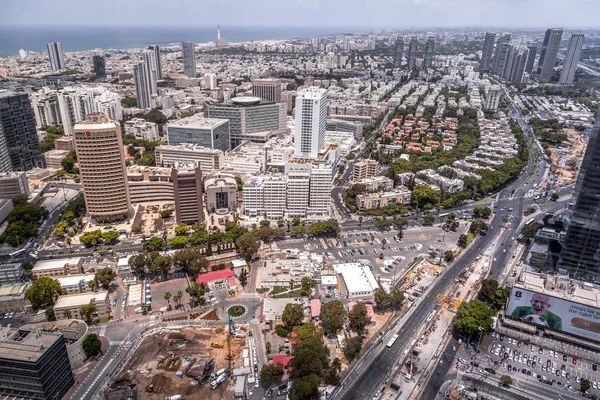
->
21, 320, 87, 343
0, 327, 63, 362
196, 269, 234, 284
55, 274, 95, 288
32, 257, 81, 272
231, 96, 262, 106
333, 263, 379, 295
54, 291, 108, 309
155, 143, 223, 154
167, 115, 229, 130
0, 283, 28, 298
515, 271, 600, 309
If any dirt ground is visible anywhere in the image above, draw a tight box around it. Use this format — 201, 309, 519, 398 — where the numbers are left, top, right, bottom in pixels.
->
110, 326, 246, 399
549, 128, 587, 186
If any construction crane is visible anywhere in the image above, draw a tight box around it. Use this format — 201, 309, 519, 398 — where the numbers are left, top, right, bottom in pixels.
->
226, 316, 235, 369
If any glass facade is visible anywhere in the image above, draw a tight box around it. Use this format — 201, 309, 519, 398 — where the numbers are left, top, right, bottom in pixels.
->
167, 121, 230, 152
559, 112, 600, 280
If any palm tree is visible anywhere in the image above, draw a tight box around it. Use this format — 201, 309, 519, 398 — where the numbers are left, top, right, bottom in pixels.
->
174, 290, 183, 307
289, 279, 295, 298
66, 237, 72, 252
164, 291, 172, 308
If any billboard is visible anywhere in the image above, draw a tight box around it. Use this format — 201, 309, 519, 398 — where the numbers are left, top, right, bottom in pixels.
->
506, 287, 600, 343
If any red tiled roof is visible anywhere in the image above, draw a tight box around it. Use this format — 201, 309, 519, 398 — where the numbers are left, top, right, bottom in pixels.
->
272, 355, 294, 369
310, 299, 321, 318
196, 269, 234, 284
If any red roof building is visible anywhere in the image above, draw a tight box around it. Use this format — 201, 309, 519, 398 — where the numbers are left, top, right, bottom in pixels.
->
310, 299, 321, 319
196, 269, 235, 285
272, 355, 294, 370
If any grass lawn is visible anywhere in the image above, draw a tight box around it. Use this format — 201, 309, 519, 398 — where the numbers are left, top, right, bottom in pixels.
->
272, 287, 305, 299
256, 288, 269, 294
227, 305, 246, 317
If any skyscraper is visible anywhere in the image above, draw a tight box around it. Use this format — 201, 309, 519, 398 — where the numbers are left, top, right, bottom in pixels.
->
294, 87, 328, 159
252, 79, 282, 103
393, 37, 404, 68
559, 33, 585, 85
0, 90, 43, 171
46, 42, 65, 71
171, 163, 204, 225
141, 50, 158, 94
148, 45, 162, 79
558, 109, 600, 280
92, 55, 106, 77
480, 32, 496, 72
182, 42, 196, 78
423, 37, 435, 68
407, 37, 418, 69
508, 47, 529, 83
525, 44, 538, 74
133, 62, 153, 109
538, 28, 563, 82
492, 34, 511, 77
73, 113, 131, 222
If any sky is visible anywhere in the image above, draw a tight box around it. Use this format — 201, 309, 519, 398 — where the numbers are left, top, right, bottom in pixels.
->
2, 0, 599, 28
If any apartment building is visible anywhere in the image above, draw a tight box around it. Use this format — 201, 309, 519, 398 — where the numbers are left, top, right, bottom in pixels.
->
263, 175, 287, 219
32, 258, 82, 278
286, 167, 311, 217
155, 143, 224, 171
73, 113, 131, 222
124, 118, 160, 141
53, 291, 108, 321
294, 87, 328, 159
356, 176, 394, 191
0, 284, 28, 314
252, 78, 282, 103
0, 263, 23, 285
126, 165, 174, 204
352, 159, 379, 181
308, 162, 332, 217
43, 149, 69, 169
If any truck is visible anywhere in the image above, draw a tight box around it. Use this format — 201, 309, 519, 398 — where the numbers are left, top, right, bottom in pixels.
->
210, 374, 226, 390
163, 396, 182, 400
210, 368, 226, 380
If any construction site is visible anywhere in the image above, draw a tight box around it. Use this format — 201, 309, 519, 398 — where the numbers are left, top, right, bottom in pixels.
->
107, 324, 247, 400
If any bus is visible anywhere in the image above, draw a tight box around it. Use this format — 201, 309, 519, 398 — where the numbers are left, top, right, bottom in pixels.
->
9, 249, 26, 258
525, 219, 535, 226
386, 333, 399, 349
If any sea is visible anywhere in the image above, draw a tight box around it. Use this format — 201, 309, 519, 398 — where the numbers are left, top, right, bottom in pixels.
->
0, 25, 367, 56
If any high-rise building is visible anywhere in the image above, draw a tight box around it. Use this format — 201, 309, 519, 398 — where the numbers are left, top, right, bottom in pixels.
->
392, 37, 404, 68
47, 42, 65, 71
294, 87, 328, 159
141, 50, 158, 94
286, 167, 311, 217
352, 159, 379, 181
538, 28, 563, 82
205, 73, 218, 90
205, 97, 286, 148
0, 327, 74, 399
559, 33, 585, 85
30, 86, 123, 136
252, 79, 282, 103
483, 85, 502, 110
308, 162, 332, 217
165, 115, 230, 151
407, 37, 418, 69
0, 172, 30, 199
423, 37, 435, 68
73, 113, 131, 222
558, 110, 600, 280
133, 61, 153, 109
492, 34, 511, 77
148, 45, 162, 79
92, 55, 106, 77
480, 32, 496, 72
171, 163, 203, 225
181, 42, 196, 78
525, 44, 538, 74
0, 90, 44, 171
504, 46, 528, 83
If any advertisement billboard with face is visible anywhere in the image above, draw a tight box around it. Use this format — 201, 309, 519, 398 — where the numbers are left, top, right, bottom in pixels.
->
506, 287, 600, 343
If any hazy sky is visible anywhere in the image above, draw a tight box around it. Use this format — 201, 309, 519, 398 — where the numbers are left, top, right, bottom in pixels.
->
2, 0, 599, 28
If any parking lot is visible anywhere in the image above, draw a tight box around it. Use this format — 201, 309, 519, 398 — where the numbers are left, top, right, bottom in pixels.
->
483, 332, 600, 398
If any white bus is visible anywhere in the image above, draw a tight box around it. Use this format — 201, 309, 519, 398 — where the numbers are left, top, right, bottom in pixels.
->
386, 333, 399, 349
9, 249, 26, 258
525, 219, 535, 226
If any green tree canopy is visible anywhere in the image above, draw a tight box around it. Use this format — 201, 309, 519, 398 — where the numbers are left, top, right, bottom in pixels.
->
25, 277, 61, 309
320, 300, 347, 334
143, 237, 166, 252
172, 248, 208, 277
82, 333, 103, 357
282, 303, 305, 329
80, 302, 97, 324
454, 300, 494, 337
236, 233, 260, 262
260, 362, 284, 387
102, 230, 119, 244
301, 276, 313, 296
343, 336, 363, 361
348, 303, 371, 334
95, 267, 116, 290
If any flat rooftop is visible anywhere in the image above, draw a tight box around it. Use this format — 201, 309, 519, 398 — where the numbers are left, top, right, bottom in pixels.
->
0, 283, 28, 298
0, 327, 62, 362
32, 257, 81, 272
21, 320, 87, 342
54, 291, 108, 309
333, 263, 379, 295
516, 271, 600, 308
56, 274, 94, 287
166, 115, 228, 129
156, 143, 223, 154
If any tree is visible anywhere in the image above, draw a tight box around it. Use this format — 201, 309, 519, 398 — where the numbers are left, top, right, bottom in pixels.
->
289, 374, 320, 400
443, 220, 460, 232
458, 234, 470, 248
151, 255, 172, 278
290, 336, 330, 379
501, 375, 513, 387
174, 290, 183, 307
282, 303, 305, 329
453, 300, 493, 338
412, 185, 441, 209
343, 336, 363, 361
79, 230, 103, 246
259, 219, 271, 227
63, 309, 72, 319
164, 291, 172, 307
257, 226, 274, 243
143, 237, 166, 252
521, 222, 542, 245
80, 302, 97, 324
95, 267, 116, 290
375, 219, 392, 231
238, 268, 248, 287
374, 288, 391, 310
160, 209, 173, 218
301, 276, 313, 296
82, 333, 103, 357
168, 235, 188, 248
102, 230, 119, 244
186, 281, 208, 305
260, 363, 284, 387
25, 277, 61, 309
320, 300, 347, 334
236, 233, 259, 262
293, 323, 323, 344
358, 216, 364, 225
469, 219, 489, 235
423, 215, 435, 225
45, 306, 56, 321
551, 192, 559, 201
348, 303, 371, 334
581, 378, 591, 393
444, 250, 455, 263
172, 248, 208, 277
174, 223, 190, 236
390, 288, 405, 309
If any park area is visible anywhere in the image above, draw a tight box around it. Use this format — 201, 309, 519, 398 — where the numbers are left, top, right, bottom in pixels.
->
109, 326, 246, 399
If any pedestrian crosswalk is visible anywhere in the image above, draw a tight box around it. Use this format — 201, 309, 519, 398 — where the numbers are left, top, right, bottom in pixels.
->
110, 341, 124, 346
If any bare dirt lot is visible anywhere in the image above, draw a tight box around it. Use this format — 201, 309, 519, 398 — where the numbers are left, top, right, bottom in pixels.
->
109, 326, 246, 399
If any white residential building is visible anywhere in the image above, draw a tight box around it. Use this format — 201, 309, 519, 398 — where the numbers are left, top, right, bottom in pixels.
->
308, 162, 332, 217
124, 118, 160, 141
205, 73, 218, 89
155, 143, 224, 171
294, 87, 328, 159
263, 175, 287, 219
286, 167, 311, 217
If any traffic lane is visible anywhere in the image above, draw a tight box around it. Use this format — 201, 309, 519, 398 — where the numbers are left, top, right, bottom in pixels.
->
419, 337, 458, 399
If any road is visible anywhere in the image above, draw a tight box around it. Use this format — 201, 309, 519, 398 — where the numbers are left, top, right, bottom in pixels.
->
337, 97, 549, 400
